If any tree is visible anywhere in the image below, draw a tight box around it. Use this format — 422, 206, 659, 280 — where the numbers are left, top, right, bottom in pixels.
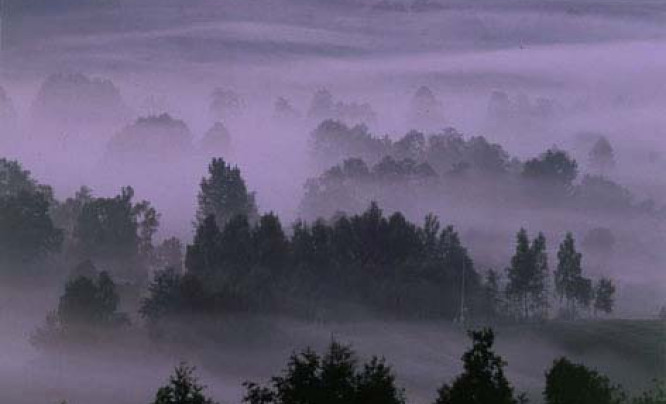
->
506, 229, 549, 320
523, 149, 578, 189
0, 189, 63, 266
593, 277, 616, 316
32, 267, 129, 347
589, 136, 615, 175
0, 159, 61, 267
105, 114, 193, 164
151, 363, 216, 404
72, 186, 157, 280
185, 215, 222, 279
243, 341, 405, 404
140, 268, 212, 326
154, 237, 184, 273
544, 357, 624, 404
56, 270, 126, 329
0, 158, 53, 198
481, 270, 503, 320
554, 233, 592, 319
434, 328, 520, 404
196, 158, 258, 229
253, 213, 290, 270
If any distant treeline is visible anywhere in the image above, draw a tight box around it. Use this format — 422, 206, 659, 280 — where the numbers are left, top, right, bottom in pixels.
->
302, 120, 660, 220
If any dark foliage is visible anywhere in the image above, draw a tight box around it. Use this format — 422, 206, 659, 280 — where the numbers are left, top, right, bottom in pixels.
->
151, 363, 217, 404
243, 341, 405, 404
0, 159, 62, 267
58, 186, 159, 281
554, 233, 592, 319
147, 202, 488, 323
505, 229, 549, 321
544, 357, 624, 404
196, 157, 258, 229
32, 267, 129, 347
434, 328, 521, 404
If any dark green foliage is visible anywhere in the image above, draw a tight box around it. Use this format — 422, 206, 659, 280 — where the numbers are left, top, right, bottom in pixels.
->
481, 270, 503, 321
58, 271, 122, 327
594, 278, 616, 315
434, 329, 520, 404
544, 357, 624, 404
32, 267, 128, 346
74, 187, 138, 259
522, 149, 578, 188
140, 268, 213, 324
196, 157, 258, 229
181, 202, 484, 321
506, 229, 549, 321
0, 189, 63, 265
0, 158, 53, 198
185, 215, 223, 279
253, 213, 290, 270
310, 120, 391, 169
243, 341, 405, 404
61, 186, 159, 280
151, 363, 216, 404
0, 159, 62, 267
305, 123, 645, 223
555, 233, 592, 319
155, 237, 184, 273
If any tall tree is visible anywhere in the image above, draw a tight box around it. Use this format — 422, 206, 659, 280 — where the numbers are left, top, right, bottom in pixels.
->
506, 229, 549, 320
593, 277, 616, 316
0, 190, 63, 266
185, 215, 222, 279
196, 158, 258, 229
554, 233, 592, 319
434, 328, 521, 404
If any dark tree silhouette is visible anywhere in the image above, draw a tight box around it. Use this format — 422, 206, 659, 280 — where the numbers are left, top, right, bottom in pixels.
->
243, 341, 405, 404
593, 277, 616, 316
555, 233, 592, 319
196, 158, 258, 229
71, 186, 158, 280
523, 149, 578, 189
32, 267, 129, 347
506, 229, 549, 320
434, 329, 521, 404
544, 358, 624, 404
0, 189, 62, 266
151, 363, 217, 404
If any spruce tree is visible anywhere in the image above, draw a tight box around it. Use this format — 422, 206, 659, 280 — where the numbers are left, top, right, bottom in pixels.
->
196, 158, 258, 229
434, 329, 520, 404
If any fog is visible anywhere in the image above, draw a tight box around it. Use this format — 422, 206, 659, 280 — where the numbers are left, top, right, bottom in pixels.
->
0, 0, 664, 403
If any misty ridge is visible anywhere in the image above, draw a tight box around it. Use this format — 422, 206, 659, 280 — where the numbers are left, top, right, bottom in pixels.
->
0, 0, 665, 404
